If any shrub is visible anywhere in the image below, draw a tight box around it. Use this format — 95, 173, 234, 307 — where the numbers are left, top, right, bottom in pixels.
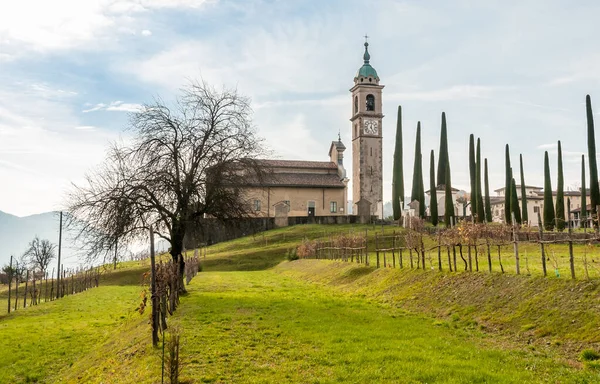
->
287, 248, 299, 261
296, 239, 317, 258
580, 349, 600, 362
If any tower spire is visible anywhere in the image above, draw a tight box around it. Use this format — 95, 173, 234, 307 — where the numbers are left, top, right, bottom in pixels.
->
363, 34, 370, 63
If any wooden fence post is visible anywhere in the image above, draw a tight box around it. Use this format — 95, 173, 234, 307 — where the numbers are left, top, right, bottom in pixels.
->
486, 241, 492, 273
568, 199, 575, 280
7, 255, 12, 314
467, 244, 472, 272
537, 211, 547, 277
392, 231, 396, 268
437, 234, 442, 271
375, 233, 380, 268
23, 270, 29, 308
512, 213, 520, 275
150, 227, 159, 347
14, 262, 19, 311
56, 211, 62, 300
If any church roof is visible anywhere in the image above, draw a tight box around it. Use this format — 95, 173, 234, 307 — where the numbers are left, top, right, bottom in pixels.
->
257, 159, 337, 170
261, 173, 345, 188
356, 42, 379, 80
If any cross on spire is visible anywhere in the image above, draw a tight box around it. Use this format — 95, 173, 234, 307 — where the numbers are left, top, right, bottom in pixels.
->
364, 34, 369, 43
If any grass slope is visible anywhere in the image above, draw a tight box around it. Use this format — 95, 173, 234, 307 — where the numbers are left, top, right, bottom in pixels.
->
0, 264, 151, 383
156, 270, 596, 383
1, 224, 600, 383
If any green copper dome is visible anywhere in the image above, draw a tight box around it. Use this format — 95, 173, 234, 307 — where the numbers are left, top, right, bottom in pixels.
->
356, 42, 379, 79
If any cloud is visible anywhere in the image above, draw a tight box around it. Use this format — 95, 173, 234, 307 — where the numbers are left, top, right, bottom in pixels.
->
537, 143, 557, 149
0, 0, 215, 55
387, 85, 499, 102
141, 29, 152, 36
0, 86, 119, 216
83, 101, 143, 113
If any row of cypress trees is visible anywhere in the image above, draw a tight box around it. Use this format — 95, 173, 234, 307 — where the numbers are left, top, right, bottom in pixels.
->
391, 94, 598, 230
392, 107, 455, 226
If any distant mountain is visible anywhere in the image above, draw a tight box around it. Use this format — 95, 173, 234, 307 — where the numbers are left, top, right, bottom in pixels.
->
0, 211, 79, 270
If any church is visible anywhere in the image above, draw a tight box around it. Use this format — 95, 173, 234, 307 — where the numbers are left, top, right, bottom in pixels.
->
245, 41, 384, 220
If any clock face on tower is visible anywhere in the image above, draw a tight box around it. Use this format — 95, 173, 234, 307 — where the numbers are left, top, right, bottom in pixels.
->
363, 119, 378, 135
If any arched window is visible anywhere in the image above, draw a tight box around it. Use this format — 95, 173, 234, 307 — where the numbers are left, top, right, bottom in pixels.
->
354, 96, 358, 114
366, 94, 375, 111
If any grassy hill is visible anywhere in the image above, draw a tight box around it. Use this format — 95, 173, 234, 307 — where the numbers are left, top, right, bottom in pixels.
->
1, 223, 599, 383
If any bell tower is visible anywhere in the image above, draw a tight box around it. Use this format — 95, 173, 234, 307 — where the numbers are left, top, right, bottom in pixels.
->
350, 38, 384, 218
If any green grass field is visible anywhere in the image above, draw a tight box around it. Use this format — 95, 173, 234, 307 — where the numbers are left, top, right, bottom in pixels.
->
0, 224, 599, 383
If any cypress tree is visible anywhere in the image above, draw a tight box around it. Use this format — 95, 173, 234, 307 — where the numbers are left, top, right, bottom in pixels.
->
469, 134, 476, 218
437, 112, 449, 186
582, 155, 587, 228
392, 106, 404, 221
429, 150, 438, 226
587, 95, 600, 228
484, 158, 492, 222
543, 151, 555, 231
411, 122, 422, 203
444, 161, 454, 226
556, 141, 565, 231
418, 153, 426, 218
511, 178, 521, 224
504, 144, 511, 224
476, 138, 484, 222
519, 154, 528, 224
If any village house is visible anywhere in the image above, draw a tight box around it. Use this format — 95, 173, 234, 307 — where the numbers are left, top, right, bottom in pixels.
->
490, 185, 583, 227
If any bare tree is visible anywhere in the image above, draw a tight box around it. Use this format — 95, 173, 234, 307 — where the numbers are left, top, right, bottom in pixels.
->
23, 236, 56, 274
66, 81, 267, 289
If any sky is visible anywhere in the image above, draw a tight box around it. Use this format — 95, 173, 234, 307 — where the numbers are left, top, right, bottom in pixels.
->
1, 0, 600, 217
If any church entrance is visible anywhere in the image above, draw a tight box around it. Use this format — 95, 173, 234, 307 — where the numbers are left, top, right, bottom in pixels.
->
307, 201, 315, 216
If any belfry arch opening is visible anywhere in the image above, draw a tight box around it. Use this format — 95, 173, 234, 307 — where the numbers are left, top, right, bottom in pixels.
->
366, 94, 375, 111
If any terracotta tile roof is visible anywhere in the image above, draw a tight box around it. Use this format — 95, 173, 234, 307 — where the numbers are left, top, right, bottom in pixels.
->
257, 159, 337, 169
261, 172, 345, 188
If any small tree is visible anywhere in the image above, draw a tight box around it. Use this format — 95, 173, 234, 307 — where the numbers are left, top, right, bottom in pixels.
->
418, 154, 426, 218
429, 150, 438, 226
519, 154, 528, 224
444, 162, 454, 226
437, 112, 449, 186
543, 151, 556, 231
510, 178, 521, 225
582, 154, 587, 228
469, 134, 477, 218
392, 106, 404, 221
484, 158, 492, 223
504, 144, 511, 224
587, 95, 599, 228
556, 141, 565, 231
23, 236, 56, 274
411, 122, 422, 203
475, 138, 484, 223
67, 81, 267, 290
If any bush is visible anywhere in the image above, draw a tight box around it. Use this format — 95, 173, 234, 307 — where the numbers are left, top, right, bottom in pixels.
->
287, 248, 299, 261
580, 349, 600, 362
296, 239, 317, 258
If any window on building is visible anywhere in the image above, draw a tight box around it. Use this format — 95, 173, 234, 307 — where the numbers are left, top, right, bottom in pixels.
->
533, 206, 539, 213
253, 200, 261, 211
354, 96, 358, 114
330, 201, 337, 213
366, 94, 375, 111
